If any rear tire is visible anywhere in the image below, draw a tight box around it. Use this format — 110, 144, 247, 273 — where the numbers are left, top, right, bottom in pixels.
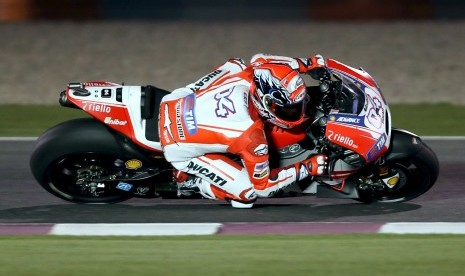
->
30, 119, 134, 203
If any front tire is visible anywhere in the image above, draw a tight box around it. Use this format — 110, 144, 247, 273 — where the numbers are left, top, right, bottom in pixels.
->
358, 141, 439, 203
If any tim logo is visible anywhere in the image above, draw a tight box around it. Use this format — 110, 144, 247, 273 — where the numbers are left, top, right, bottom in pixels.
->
183, 93, 198, 135
214, 89, 236, 118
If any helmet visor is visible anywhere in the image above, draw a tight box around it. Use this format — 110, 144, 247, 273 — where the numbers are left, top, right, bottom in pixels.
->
269, 101, 304, 122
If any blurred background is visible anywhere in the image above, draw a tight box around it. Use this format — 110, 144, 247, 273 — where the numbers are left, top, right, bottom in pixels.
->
1, 0, 464, 21
0, 0, 464, 104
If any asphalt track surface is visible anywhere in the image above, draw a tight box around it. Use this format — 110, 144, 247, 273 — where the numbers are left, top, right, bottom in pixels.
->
1, 138, 464, 224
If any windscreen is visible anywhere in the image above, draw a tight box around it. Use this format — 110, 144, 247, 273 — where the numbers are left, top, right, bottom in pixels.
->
332, 74, 366, 115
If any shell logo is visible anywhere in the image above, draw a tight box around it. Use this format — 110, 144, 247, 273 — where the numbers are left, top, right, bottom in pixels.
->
125, 159, 142, 170
386, 176, 400, 188
329, 115, 336, 121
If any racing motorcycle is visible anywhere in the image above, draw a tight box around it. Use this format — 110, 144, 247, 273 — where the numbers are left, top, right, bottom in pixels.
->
30, 59, 440, 204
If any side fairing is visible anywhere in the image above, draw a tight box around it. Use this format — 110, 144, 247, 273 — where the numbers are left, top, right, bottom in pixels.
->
325, 60, 391, 162
65, 81, 163, 152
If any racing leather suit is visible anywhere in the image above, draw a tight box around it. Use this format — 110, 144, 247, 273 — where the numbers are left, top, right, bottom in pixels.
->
158, 54, 326, 207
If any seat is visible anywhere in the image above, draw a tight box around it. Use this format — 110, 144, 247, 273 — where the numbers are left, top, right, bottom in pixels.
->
141, 85, 170, 142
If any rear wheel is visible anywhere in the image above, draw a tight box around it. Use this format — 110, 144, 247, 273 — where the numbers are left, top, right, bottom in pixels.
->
30, 119, 141, 203
44, 152, 134, 203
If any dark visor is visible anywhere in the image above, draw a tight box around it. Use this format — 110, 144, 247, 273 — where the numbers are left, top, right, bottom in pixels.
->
269, 101, 304, 122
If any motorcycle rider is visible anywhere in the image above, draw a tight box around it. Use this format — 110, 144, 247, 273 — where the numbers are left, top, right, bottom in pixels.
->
159, 53, 329, 208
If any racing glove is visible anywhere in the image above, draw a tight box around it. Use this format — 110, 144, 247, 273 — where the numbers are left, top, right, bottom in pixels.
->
296, 154, 328, 181
307, 54, 330, 81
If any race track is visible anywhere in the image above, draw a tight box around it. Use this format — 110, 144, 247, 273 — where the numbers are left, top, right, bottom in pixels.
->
1, 138, 464, 224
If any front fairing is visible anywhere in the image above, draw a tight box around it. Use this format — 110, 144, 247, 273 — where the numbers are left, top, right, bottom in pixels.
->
325, 59, 391, 162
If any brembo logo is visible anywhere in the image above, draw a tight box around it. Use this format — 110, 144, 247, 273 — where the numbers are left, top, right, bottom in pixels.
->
104, 117, 127, 126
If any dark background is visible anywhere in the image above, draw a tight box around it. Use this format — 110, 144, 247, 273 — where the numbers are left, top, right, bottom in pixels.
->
1, 0, 464, 22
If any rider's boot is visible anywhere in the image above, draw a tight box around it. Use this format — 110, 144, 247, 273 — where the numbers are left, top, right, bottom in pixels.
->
173, 170, 199, 197
230, 200, 254, 209
190, 177, 255, 208
173, 170, 255, 208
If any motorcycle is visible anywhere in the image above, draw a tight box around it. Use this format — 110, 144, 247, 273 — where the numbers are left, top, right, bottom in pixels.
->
30, 58, 440, 204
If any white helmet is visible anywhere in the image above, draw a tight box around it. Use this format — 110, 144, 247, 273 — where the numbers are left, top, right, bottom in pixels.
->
250, 63, 308, 129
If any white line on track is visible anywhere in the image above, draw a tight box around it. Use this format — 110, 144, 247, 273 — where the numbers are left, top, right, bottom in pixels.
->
50, 223, 223, 236
0, 137, 37, 141
45, 222, 465, 235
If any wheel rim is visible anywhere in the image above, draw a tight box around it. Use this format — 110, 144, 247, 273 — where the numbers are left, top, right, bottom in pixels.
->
46, 152, 131, 203
376, 160, 432, 202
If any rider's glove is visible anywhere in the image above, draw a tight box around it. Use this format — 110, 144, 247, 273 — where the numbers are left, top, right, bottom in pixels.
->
296, 154, 328, 181
308, 54, 330, 81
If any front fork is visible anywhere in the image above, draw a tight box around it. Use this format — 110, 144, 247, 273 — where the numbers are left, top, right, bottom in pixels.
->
315, 153, 399, 199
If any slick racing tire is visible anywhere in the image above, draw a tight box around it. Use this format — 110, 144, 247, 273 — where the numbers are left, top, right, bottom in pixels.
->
30, 118, 135, 203
357, 140, 439, 203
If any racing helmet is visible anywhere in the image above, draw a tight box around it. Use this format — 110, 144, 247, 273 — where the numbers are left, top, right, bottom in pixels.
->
251, 63, 308, 129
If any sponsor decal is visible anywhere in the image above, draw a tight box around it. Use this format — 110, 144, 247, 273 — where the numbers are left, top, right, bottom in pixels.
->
125, 159, 142, 170
367, 134, 387, 161
254, 144, 268, 156
163, 103, 175, 142
277, 144, 302, 156
104, 117, 127, 126
298, 163, 309, 181
82, 101, 111, 113
101, 89, 112, 98
175, 101, 185, 140
289, 144, 301, 153
193, 69, 223, 91
82, 82, 116, 87
135, 187, 150, 195
215, 89, 236, 118
294, 90, 306, 102
187, 161, 227, 186
329, 114, 365, 127
163, 130, 171, 144
247, 190, 257, 200
253, 161, 269, 179
183, 93, 198, 135
366, 95, 384, 129
116, 181, 133, 192
384, 176, 400, 188
296, 75, 304, 87
327, 130, 358, 149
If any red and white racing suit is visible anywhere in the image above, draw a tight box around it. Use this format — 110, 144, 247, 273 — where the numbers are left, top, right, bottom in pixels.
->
158, 54, 326, 206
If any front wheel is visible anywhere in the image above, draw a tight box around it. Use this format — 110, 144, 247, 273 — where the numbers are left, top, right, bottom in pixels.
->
357, 141, 439, 203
